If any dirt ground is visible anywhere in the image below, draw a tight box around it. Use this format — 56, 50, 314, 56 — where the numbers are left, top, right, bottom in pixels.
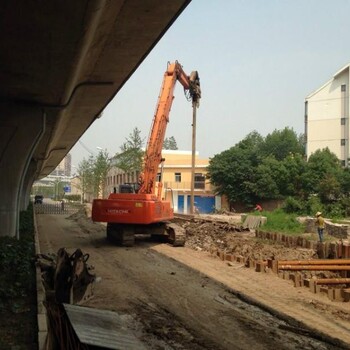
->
36, 210, 350, 349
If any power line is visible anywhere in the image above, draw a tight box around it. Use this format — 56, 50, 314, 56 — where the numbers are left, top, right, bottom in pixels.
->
78, 140, 94, 155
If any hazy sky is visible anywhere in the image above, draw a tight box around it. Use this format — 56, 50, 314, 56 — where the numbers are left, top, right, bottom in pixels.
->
70, 0, 350, 167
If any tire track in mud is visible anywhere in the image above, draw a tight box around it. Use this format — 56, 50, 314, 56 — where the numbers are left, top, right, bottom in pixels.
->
152, 244, 350, 349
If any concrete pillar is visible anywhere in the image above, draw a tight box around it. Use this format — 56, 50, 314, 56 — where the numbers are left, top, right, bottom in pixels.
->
184, 194, 188, 214
0, 104, 45, 237
20, 160, 37, 210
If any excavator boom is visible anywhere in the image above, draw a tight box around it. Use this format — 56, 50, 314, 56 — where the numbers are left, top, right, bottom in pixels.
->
138, 62, 200, 197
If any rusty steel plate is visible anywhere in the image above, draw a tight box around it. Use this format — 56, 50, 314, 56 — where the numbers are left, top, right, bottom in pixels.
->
63, 304, 147, 349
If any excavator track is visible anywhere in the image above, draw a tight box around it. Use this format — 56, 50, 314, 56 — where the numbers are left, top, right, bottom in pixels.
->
106, 223, 135, 247
165, 222, 186, 247
106, 222, 186, 247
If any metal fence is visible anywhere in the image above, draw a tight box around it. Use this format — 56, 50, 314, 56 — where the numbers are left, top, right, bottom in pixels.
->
34, 202, 82, 215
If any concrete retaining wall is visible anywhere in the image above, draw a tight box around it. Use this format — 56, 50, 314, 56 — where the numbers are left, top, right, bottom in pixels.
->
304, 218, 350, 239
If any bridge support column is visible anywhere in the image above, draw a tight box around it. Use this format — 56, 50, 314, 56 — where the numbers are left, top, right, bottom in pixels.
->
0, 104, 45, 237
20, 159, 38, 211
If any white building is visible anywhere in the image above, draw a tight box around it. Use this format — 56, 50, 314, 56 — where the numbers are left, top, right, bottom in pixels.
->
305, 63, 350, 165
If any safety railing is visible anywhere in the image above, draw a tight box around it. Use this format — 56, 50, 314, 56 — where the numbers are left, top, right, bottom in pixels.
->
34, 202, 82, 215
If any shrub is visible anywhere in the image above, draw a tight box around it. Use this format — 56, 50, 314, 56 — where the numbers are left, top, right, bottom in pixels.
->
282, 197, 303, 214
325, 203, 344, 219
64, 194, 81, 202
304, 195, 324, 216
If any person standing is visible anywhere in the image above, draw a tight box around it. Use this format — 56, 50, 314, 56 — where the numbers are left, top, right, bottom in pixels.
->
315, 212, 325, 242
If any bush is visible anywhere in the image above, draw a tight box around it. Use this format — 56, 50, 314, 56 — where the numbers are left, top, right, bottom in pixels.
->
64, 194, 81, 202
325, 203, 344, 219
282, 197, 303, 214
304, 195, 324, 217
0, 203, 35, 304
0, 203, 37, 349
282, 195, 350, 220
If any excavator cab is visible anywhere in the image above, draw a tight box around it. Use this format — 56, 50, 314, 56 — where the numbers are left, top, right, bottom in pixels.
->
119, 184, 135, 193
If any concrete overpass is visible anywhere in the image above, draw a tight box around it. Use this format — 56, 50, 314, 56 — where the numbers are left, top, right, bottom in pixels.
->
0, 0, 191, 237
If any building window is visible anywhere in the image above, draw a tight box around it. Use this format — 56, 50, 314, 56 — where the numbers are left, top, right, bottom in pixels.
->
341, 139, 346, 146
156, 172, 161, 182
341, 118, 346, 125
341, 160, 346, 167
175, 172, 181, 182
341, 84, 346, 92
194, 173, 205, 189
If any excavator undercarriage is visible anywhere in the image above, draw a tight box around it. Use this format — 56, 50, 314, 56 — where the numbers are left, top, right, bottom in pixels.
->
106, 222, 186, 247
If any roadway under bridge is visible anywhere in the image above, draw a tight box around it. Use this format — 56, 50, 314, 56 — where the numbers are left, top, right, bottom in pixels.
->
0, 0, 191, 237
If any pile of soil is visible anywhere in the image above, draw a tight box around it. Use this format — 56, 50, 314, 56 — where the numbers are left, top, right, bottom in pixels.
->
180, 219, 316, 262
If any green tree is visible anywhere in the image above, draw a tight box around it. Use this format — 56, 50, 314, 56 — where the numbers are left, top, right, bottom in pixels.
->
208, 132, 264, 205
340, 168, 350, 196
114, 127, 145, 172
280, 153, 307, 197
253, 156, 284, 199
260, 127, 304, 161
163, 136, 178, 150
236, 131, 263, 163
301, 148, 342, 200
318, 174, 341, 202
93, 149, 110, 198
207, 129, 349, 212
77, 150, 110, 200
77, 158, 93, 202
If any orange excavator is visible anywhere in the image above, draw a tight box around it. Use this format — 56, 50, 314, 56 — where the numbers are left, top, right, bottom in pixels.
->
92, 61, 201, 246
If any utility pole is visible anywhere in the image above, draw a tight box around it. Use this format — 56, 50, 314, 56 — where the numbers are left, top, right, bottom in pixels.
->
190, 104, 197, 215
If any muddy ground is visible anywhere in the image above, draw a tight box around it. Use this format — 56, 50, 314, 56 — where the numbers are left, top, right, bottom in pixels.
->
36, 210, 350, 349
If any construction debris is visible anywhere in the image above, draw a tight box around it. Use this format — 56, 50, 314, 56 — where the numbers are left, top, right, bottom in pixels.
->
37, 248, 97, 304
37, 248, 99, 349
179, 217, 315, 262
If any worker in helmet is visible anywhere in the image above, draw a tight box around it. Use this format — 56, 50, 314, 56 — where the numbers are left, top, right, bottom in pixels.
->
315, 212, 325, 242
